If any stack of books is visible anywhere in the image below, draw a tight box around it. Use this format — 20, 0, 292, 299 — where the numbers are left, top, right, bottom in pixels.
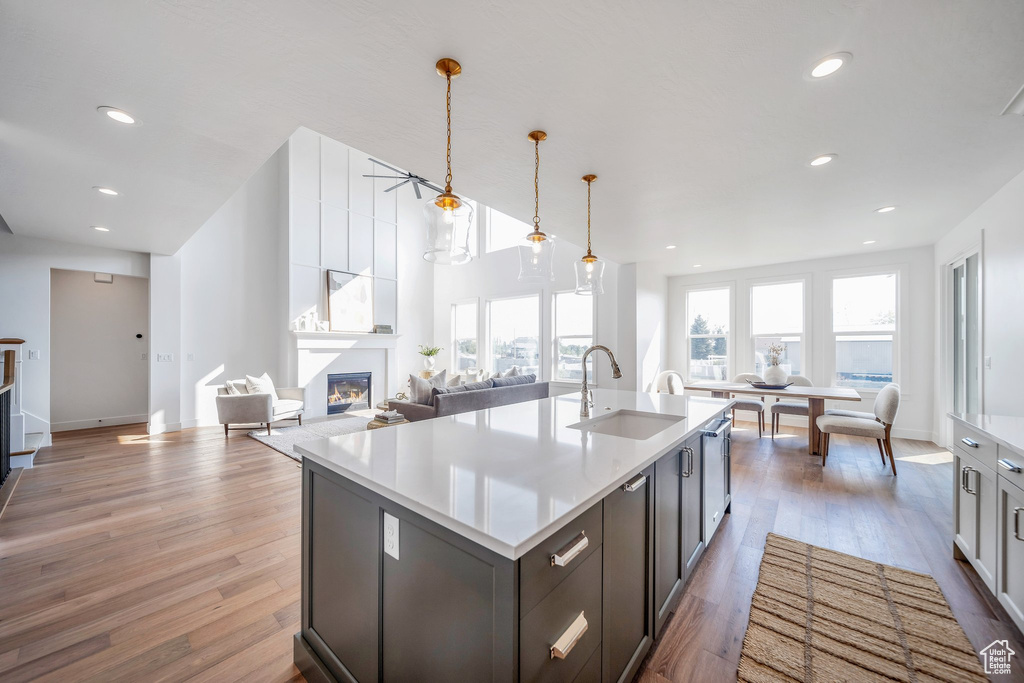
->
373, 409, 405, 425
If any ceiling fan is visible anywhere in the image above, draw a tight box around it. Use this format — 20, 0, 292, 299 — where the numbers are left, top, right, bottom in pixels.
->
362, 158, 443, 199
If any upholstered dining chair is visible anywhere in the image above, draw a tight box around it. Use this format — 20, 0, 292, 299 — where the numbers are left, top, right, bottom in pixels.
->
769, 375, 813, 440
731, 373, 766, 438
815, 383, 901, 474
654, 370, 684, 394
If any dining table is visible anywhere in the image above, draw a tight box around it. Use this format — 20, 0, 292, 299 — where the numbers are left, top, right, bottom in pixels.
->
684, 381, 863, 455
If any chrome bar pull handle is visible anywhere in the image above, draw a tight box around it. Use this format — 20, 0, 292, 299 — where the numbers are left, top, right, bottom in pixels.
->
961, 437, 980, 448
961, 467, 968, 492
998, 458, 1022, 473
550, 532, 589, 567
550, 612, 588, 659
963, 466, 976, 495
1015, 507, 1023, 542
681, 447, 693, 478
622, 473, 646, 492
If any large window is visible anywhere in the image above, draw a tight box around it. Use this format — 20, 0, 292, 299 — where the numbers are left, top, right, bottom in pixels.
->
832, 273, 897, 388
751, 281, 804, 377
685, 288, 730, 381
553, 292, 594, 382
485, 207, 529, 253
452, 301, 478, 373
489, 296, 540, 376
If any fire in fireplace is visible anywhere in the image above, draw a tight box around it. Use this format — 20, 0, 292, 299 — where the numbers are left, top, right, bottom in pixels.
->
327, 372, 371, 414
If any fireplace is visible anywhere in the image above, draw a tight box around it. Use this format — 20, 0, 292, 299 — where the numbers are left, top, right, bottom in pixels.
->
327, 372, 371, 414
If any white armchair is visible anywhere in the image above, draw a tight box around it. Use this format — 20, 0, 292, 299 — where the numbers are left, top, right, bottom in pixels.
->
216, 379, 305, 436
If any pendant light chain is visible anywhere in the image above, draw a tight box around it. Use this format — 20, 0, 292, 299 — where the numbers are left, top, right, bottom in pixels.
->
533, 138, 540, 230
445, 71, 453, 192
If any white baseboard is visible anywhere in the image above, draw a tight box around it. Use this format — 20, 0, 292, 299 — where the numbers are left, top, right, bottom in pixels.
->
51, 414, 149, 432
147, 421, 182, 435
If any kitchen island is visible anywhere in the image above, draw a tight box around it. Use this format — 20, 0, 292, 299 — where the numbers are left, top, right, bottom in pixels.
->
293, 389, 734, 683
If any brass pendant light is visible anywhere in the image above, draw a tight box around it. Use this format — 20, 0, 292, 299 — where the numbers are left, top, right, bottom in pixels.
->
574, 174, 605, 295
423, 58, 473, 265
518, 130, 555, 282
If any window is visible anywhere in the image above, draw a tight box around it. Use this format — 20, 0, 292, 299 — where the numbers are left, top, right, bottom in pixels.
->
489, 296, 540, 376
452, 301, 478, 373
685, 287, 730, 381
553, 292, 594, 382
832, 273, 897, 388
485, 207, 530, 253
751, 281, 804, 376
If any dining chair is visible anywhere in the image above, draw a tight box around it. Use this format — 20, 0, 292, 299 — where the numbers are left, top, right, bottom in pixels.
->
731, 373, 766, 438
815, 383, 901, 474
769, 375, 813, 440
654, 370, 684, 394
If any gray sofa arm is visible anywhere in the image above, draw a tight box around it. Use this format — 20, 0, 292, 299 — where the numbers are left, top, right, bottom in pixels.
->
388, 400, 435, 422
276, 386, 306, 402
216, 393, 273, 424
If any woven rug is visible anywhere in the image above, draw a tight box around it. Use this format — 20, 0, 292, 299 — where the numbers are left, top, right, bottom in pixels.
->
247, 416, 370, 461
738, 533, 986, 682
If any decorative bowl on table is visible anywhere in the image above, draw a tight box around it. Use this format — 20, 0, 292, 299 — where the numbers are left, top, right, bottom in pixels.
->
745, 380, 794, 390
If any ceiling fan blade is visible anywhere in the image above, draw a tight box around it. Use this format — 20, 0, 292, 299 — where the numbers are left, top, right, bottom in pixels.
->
367, 158, 407, 175
416, 179, 444, 195
412, 182, 422, 200
384, 179, 412, 192
363, 174, 409, 179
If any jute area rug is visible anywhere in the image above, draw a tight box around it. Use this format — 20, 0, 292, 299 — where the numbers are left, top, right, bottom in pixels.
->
738, 533, 986, 682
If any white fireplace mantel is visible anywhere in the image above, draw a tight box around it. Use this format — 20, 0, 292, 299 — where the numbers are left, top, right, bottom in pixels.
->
290, 331, 400, 416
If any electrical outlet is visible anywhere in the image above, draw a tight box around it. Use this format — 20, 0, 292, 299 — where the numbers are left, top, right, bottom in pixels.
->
28, 349, 40, 360
156, 353, 174, 362
186, 352, 195, 361
141, 353, 147, 361
985, 356, 992, 369
383, 512, 400, 560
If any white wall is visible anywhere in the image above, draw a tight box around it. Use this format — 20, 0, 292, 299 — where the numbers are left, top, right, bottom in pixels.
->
50, 269, 149, 430
934, 166, 1024, 443
177, 146, 288, 428
432, 237, 620, 391
0, 233, 150, 443
667, 246, 936, 440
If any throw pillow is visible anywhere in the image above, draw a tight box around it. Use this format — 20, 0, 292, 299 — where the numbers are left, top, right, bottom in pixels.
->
408, 370, 447, 405
491, 373, 536, 388
447, 374, 464, 387
245, 372, 279, 399
225, 381, 241, 396
505, 366, 522, 377
462, 379, 493, 391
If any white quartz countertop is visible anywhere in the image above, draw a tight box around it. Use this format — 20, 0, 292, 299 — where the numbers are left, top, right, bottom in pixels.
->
949, 412, 1024, 455
296, 389, 733, 560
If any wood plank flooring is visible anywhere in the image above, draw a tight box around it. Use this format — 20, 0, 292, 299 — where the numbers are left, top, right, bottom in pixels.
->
0, 420, 1020, 681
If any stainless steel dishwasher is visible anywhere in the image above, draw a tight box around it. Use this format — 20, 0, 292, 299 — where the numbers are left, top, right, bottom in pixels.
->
702, 416, 732, 543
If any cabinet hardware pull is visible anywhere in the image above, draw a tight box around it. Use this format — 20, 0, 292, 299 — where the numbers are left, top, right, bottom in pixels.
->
681, 447, 694, 478
622, 474, 646, 492
550, 611, 588, 659
961, 437, 980, 448
963, 466, 976, 495
550, 532, 589, 567
998, 458, 1023, 473
1015, 507, 1023, 542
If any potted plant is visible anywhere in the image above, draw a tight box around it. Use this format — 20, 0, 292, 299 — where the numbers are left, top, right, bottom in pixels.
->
418, 344, 443, 371
763, 342, 788, 385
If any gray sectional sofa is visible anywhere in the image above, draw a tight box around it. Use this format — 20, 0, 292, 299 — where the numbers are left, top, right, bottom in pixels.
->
389, 381, 550, 422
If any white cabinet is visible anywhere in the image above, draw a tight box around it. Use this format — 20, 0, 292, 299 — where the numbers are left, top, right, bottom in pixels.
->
952, 416, 1024, 635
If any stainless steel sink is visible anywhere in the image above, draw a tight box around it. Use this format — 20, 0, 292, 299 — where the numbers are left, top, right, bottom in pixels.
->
568, 409, 683, 441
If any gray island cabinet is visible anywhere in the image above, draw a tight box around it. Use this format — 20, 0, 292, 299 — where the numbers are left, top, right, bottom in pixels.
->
293, 390, 733, 683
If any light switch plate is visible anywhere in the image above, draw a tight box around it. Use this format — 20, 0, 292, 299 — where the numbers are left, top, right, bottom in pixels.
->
383, 512, 399, 560
985, 356, 992, 369
28, 350, 39, 360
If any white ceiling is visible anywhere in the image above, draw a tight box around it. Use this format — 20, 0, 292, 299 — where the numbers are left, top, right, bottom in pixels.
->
2, 1, 1024, 272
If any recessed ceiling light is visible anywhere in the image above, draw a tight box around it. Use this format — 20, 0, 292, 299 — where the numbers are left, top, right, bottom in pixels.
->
666, 245, 677, 250
875, 205, 897, 213
693, 264, 703, 268
94, 186, 119, 196
810, 154, 836, 166
92, 226, 110, 232
863, 240, 876, 245
809, 53, 851, 78
97, 106, 138, 125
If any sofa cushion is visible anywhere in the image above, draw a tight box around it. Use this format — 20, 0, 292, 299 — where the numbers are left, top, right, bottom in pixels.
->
245, 373, 279, 399
409, 370, 447, 405
491, 373, 536, 388
431, 379, 495, 402
273, 399, 304, 416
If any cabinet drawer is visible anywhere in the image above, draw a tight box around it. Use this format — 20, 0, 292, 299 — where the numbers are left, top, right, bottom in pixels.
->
572, 644, 601, 682
996, 449, 1024, 491
520, 502, 603, 614
954, 422, 998, 472
520, 549, 602, 683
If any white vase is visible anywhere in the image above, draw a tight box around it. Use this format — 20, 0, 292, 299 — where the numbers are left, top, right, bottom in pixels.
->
764, 364, 787, 385
423, 356, 435, 370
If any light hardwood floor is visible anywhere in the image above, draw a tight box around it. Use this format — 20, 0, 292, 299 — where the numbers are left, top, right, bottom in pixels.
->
0, 421, 1020, 682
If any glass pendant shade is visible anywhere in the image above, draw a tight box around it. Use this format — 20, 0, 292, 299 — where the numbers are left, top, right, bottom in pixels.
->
423, 193, 473, 264
574, 255, 605, 295
518, 232, 555, 283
